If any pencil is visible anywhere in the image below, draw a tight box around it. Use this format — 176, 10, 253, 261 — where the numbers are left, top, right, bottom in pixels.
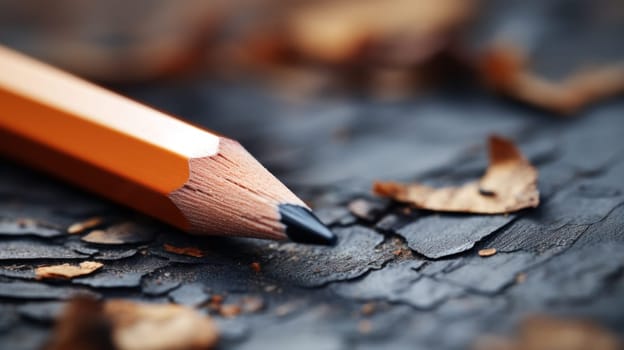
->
0, 45, 336, 245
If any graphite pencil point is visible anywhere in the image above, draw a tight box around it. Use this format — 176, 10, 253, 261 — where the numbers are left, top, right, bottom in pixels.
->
279, 204, 337, 245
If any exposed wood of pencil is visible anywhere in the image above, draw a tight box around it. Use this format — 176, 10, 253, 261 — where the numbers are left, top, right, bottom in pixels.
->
0, 45, 306, 240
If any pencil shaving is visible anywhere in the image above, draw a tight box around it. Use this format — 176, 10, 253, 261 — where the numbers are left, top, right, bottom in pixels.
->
163, 243, 205, 258
374, 135, 539, 214
67, 217, 104, 234
81, 222, 155, 245
36, 261, 103, 280
478, 248, 497, 257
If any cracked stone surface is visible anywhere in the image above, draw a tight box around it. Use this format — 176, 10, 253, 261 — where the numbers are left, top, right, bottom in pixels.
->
396, 214, 515, 259
332, 259, 425, 300
261, 226, 396, 287
1, 0, 624, 348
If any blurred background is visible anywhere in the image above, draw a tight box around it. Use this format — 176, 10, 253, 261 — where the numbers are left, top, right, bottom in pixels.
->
1, 0, 624, 190
1, 0, 622, 97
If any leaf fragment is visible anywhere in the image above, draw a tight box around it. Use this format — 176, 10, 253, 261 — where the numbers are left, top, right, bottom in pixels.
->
374, 135, 539, 214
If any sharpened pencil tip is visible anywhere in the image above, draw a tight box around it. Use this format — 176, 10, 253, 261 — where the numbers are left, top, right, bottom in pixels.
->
279, 204, 337, 245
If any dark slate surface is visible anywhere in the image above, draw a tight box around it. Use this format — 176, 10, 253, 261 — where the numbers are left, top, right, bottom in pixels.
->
397, 214, 515, 259
1, 0, 624, 349
0, 239, 89, 260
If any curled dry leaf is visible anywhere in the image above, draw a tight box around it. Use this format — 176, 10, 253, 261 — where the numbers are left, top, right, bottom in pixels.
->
163, 243, 205, 258
374, 135, 539, 214
36, 261, 103, 280
47, 298, 218, 350
479, 44, 624, 115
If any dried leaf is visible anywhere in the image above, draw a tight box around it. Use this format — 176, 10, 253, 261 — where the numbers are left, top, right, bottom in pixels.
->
163, 244, 204, 258
47, 298, 219, 350
36, 261, 103, 280
67, 217, 104, 234
374, 135, 539, 214
480, 45, 624, 115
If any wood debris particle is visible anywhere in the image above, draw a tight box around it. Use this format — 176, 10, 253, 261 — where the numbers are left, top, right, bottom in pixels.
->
163, 243, 204, 258
16, 218, 36, 227
81, 222, 155, 245
67, 217, 104, 234
219, 304, 241, 318
348, 198, 385, 221
361, 303, 376, 316
515, 273, 527, 284
250, 262, 261, 272
210, 294, 224, 304
479, 44, 624, 115
474, 315, 621, 350
207, 294, 224, 312
36, 261, 103, 280
275, 303, 297, 317
47, 297, 218, 350
478, 248, 497, 257
374, 135, 539, 214
240, 296, 265, 313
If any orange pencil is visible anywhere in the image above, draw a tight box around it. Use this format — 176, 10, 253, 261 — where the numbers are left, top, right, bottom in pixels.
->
0, 45, 335, 245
